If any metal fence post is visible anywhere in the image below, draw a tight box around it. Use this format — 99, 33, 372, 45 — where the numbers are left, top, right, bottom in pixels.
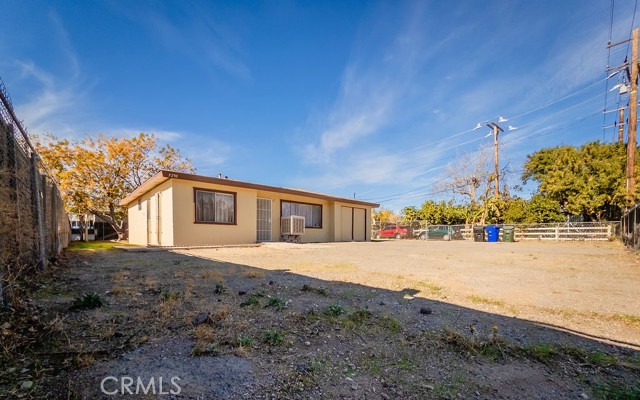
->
51, 184, 58, 253
631, 206, 638, 250
31, 153, 47, 269
0, 126, 6, 307
1, 125, 19, 307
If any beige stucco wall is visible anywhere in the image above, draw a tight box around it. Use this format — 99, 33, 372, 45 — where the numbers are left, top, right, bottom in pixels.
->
256, 190, 334, 243
171, 180, 257, 246
127, 201, 147, 246
340, 206, 352, 241
127, 178, 374, 246
334, 203, 371, 242
126, 180, 174, 246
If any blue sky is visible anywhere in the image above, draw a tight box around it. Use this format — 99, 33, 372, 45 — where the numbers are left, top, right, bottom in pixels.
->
0, 1, 637, 211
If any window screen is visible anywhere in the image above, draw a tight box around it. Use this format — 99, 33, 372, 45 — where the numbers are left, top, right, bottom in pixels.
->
281, 201, 322, 228
195, 190, 235, 224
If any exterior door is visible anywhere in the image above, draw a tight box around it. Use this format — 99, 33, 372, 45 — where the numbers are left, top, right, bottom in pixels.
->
257, 198, 272, 242
146, 199, 152, 245
147, 194, 160, 246
353, 208, 366, 241
156, 193, 162, 246
340, 206, 353, 241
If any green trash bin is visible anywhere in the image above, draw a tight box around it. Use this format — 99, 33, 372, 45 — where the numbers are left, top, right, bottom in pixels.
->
502, 225, 515, 242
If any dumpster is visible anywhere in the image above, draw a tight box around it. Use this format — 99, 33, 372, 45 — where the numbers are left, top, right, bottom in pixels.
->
473, 225, 485, 242
502, 225, 515, 242
486, 225, 500, 242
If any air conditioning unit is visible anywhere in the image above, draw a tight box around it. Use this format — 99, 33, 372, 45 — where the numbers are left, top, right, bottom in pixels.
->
281, 215, 305, 235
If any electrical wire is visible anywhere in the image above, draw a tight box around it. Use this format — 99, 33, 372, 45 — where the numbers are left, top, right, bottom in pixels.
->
508, 77, 607, 122
371, 106, 604, 205
603, 0, 615, 140
315, 78, 609, 194
625, 0, 639, 58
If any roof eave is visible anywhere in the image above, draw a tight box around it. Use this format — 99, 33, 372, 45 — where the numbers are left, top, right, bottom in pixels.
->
118, 171, 169, 206
119, 170, 380, 208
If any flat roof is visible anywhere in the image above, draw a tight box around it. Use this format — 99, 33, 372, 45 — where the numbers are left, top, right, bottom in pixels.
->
119, 170, 380, 208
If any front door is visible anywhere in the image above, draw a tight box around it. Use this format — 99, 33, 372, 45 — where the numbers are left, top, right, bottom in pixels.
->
257, 198, 272, 242
147, 194, 161, 246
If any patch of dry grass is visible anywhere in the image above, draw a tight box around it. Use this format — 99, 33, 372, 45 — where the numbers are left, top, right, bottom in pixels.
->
142, 276, 158, 289
75, 353, 96, 368
111, 271, 130, 282
198, 268, 225, 281
541, 308, 640, 327
242, 269, 266, 279
156, 292, 184, 326
110, 285, 136, 297
610, 313, 640, 326
417, 280, 444, 296
467, 295, 506, 307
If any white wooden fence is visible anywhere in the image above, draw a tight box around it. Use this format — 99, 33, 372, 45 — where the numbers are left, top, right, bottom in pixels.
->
508, 223, 618, 241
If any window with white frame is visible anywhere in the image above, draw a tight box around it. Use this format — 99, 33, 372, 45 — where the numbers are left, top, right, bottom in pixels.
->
281, 201, 322, 228
195, 189, 235, 224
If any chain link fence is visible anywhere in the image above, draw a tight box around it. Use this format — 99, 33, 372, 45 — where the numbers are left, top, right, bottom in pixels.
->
622, 204, 640, 249
372, 220, 620, 242
0, 77, 70, 307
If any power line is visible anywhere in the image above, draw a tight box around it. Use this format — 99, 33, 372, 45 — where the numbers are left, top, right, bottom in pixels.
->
603, 0, 616, 140
509, 77, 606, 122
329, 85, 606, 193
374, 107, 604, 205
625, 0, 639, 57
344, 94, 605, 201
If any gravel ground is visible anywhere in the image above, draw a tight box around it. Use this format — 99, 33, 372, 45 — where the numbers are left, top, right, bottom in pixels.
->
181, 240, 640, 347
8, 240, 639, 399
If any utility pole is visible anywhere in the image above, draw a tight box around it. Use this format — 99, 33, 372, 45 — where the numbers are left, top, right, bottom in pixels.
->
486, 122, 504, 198
618, 107, 625, 145
628, 27, 639, 205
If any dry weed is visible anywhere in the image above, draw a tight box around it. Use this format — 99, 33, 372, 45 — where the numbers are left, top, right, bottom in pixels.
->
111, 271, 130, 283
242, 269, 266, 279
198, 269, 225, 281
75, 353, 96, 368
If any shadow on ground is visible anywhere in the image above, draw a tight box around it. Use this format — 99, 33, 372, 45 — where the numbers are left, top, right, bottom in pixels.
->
6, 245, 640, 399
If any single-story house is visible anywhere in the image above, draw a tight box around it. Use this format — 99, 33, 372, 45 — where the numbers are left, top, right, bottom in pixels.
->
119, 170, 380, 246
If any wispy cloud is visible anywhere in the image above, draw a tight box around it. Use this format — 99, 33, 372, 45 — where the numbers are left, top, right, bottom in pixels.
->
11, 11, 86, 137
114, 128, 184, 142
13, 61, 84, 137
96, 128, 233, 174
299, 150, 434, 192
48, 9, 80, 79
182, 140, 234, 175
300, 3, 443, 164
110, 2, 250, 80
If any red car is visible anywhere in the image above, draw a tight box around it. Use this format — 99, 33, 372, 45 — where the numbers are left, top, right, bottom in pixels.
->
374, 224, 411, 239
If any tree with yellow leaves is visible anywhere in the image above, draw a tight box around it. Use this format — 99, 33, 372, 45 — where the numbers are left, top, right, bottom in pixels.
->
35, 133, 195, 240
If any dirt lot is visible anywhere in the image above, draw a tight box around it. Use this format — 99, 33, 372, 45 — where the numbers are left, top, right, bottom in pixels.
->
187, 240, 640, 348
2, 240, 639, 399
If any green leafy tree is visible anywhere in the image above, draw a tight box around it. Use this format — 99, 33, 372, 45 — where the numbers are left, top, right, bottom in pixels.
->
501, 195, 564, 223
401, 206, 421, 222
417, 200, 466, 225
522, 141, 628, 221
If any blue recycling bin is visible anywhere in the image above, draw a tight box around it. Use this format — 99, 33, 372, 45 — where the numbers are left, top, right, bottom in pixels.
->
485, 225, 500, 242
